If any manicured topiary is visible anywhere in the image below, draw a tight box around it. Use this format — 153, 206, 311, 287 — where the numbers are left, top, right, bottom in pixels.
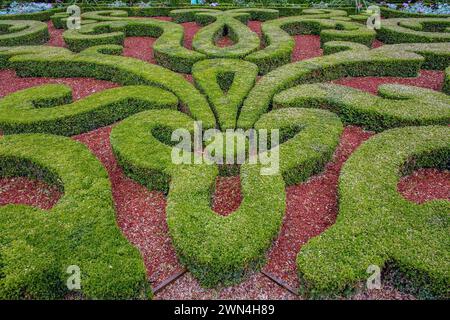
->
377, 18, 450, 44
0, 45, 216, 129
255, 108, 343, 186
169, 8, 220, 23
0, 84, 178, 136
297, 125, 450, 299
273, 83, 450, 131
192, 59, 258, 130
0, 20, 49, 46
238, 42, 450, 129
245, 13, 376, 74
62, 11, 205, 73
0, 134, 149, 299
191, 11, 261, 59
444, 66, 450, 94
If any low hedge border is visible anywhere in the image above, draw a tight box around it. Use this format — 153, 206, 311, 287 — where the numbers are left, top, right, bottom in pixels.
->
0, 8, 62, 21
62, 10, 205, 73
377, 18, 450, 44
0, 20, 49, 46
444, 66, 450, 94
0, 45, 216, 129
191, 11, 261, 59
297, 125, 450, 299
238, 42, 450, 129
244, 10, 376, 74
0, 84, 178, 136
254, 107, 343, 186
380, 6, 450, 19
191, 59, 258, 130
273, 83, 450, 131
0, 134, 149, 299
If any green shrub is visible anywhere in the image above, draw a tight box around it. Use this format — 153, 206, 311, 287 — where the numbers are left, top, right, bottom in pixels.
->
245, 10, 376, 74
0, 45, 216, 129
297, 125, 450, 299
0, 84, 178, 135
238, 42, 450, 129
0, 134, 149, 299
254, 107, 343, 186
62, 10, 205, 73
444, 66, 450, 94
0, 20, 49, 46
377, 18, 450, 44
273, 83, 450, 131
192, 58, 258, 130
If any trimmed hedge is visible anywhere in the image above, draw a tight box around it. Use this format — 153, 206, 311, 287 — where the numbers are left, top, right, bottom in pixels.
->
238, 42, 450, 129
273, 83, 450, 131
380, 6, 450, 19
0, 45, 216, 129
0, 8, 62, 21
108, 109, 275, 287
191, 11, 261, 59
297, 125, 450, 299
192, 59, 258, 130
0, 134, 149, 299
444, 66, 450, 95
254, 107, 343, 186
245, 10, 376, 74
377, 18, 450, 44
62, 10, 205, 73
0, 84, 178, 136
0, 20, 49, 46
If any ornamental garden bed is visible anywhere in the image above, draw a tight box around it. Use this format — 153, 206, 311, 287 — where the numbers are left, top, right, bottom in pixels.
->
0, 2, 448, 300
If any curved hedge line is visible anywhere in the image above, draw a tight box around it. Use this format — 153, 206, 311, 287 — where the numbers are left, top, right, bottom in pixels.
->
377, 18, 450, 44
245, 12, 376, 74
0, 20, 49, 46
62, 11, 205, 73
191, 12, 260, 59
297, 125, 450, 298
0, 45, 216, 129
273, 83, 450, 131
238, 42, 450, 129
0, 8, 62, 22
444, 66, 450, 95
110, 104, 344, 286
254, 108, 343, 186
192, 59, 258, 130
0, 134, 149, 299
0, 84, 178, 136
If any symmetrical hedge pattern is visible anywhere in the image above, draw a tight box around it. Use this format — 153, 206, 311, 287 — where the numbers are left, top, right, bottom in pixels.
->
0, 6, 449, 299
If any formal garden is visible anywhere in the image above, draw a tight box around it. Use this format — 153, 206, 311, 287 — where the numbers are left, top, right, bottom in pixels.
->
0, 0, 448, 300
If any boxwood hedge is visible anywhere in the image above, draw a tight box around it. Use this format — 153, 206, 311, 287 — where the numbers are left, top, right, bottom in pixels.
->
0, 20, 49, 46
191, 59, 258, 130
273, 83, 450, 131
377, 18, 450, 44
0, 84, 178, 136
0, 45, 216, 129
297, 125, 450, 299
238, 42, 450, 129
0, 134, 149, 299
245, 12, 376, 74
444, 66, 450, 94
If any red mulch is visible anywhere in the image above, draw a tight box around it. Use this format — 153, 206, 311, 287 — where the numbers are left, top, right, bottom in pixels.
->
0, 177, 62, 210
0, 69, 119, 99
263, 126, 375, 289
72, 126, 184, 288
46, 21, 66, 47
216, 36, 235, 48
398, 168, 450, 204
212, 176, 242, 216
181, 22, 201, 50
291, 35, 323, 62
123, 37, 156, 63
334, 70, 445, 94
247, 21, 262, 37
